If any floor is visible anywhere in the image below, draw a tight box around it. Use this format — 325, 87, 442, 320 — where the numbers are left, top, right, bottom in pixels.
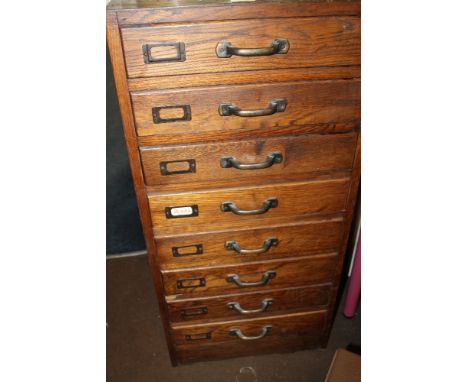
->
107, 255, 360, 382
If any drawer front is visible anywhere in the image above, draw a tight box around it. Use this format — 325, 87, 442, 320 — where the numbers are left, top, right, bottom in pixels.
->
166, 284, 332, 323
121, 17, 360, 78
176, 332, 320, 364
155, 218, 344, 269
171, 310, 327, 346
161, 254, 336, 297
149, 178, 350, 236
132, 80, 360, 141
141, 133, 357, 187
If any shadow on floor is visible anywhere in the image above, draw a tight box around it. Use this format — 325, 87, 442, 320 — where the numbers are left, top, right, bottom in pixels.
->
107, 255, 360, 382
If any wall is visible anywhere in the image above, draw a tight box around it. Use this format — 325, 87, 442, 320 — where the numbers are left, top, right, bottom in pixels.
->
107, 47, 146, 254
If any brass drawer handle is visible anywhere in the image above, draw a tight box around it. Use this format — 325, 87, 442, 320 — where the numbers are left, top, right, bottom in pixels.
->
221, 198, 278, 216
216, 38, 289, 58
220, 152, 283, 170
229, 325, 273, 340
219, 98, 287, 117
226, 271, 276, 287
225, 237, 278, 255
227, 298, 273, 314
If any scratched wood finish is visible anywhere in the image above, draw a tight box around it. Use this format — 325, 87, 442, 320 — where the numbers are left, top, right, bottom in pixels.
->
161, 254, 337, 297
140, 132, 357, 187
121, 17, 360, 79
166, 284, 332, 323
149, 178, 350, 236
171, 309, 327, 345
131, 79, 360, 142
154, 217, 344, 269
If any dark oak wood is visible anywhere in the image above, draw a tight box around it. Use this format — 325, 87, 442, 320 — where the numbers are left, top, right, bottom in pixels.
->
107, 0, 360, 365
121, 17, 360, 79
149, 178, 351, 236
166, 284, 332, 323
161, 254, 337, 297
140, 133, 358, 187
132, 80, 360, 143
154, 217, 345, 269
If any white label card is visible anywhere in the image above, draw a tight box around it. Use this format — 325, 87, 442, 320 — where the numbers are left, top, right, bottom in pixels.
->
170, 206, 193, 217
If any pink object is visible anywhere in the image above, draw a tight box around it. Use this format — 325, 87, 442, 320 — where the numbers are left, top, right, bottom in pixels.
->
343, 234, 361, 318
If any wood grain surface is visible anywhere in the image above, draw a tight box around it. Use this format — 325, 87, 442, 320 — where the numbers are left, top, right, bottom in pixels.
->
161, 254, 337, 297
114, 1, 360, 26
121, 17, 360, 78
128, 66, 360, 92
107, 0, 361, 365
146, 169, 353, 194
170, 309, 328, 345
109, 0, 359, 11
154, 217, 345, 269
166, 284, 332, 323
131, 79, 360, 142
149, 178, 350, 236
173, 309, 328, 363
321, 132, 361, 347
106, 11, 179, 365
140, 132, 358, 187
175, 331, 322, 363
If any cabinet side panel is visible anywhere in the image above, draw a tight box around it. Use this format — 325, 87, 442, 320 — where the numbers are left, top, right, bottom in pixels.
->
321, 132, 360, 346
106, 10, 178, 365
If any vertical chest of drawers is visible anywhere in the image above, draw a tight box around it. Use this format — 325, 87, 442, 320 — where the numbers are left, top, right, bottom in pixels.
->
107, 0, 360, 365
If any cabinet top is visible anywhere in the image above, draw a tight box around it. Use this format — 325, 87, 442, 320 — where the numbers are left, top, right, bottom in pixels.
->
107, 0, 358, 10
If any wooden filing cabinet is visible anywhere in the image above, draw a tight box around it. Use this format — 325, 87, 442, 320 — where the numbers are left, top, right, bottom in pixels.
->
106, 0, 361, 365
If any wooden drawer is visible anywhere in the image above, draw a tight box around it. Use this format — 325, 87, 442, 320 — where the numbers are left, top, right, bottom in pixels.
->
166, 284, 332, 324
132, 80, 360, 142
176, 332, 321, 364
155, 217, 344, 269
149, 178, 350, 236
175, 330, 324, 364
161, 254, 336, 297
141, 133, 357, 187
121, 17, 360, 78
172, 310, 328, 362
